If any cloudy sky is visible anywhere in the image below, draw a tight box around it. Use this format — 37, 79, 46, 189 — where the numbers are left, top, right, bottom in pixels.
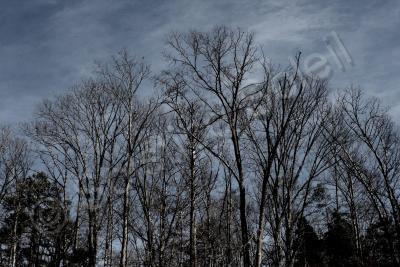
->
1, 0, 399, 124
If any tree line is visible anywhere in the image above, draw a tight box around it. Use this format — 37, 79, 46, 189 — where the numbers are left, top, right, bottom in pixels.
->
0, 26, 399, 266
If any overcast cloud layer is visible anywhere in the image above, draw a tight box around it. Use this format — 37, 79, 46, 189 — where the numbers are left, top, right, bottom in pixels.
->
1, 0, 399, 124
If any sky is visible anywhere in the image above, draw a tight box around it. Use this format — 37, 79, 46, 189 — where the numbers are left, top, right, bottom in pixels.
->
0, 0, 399, 124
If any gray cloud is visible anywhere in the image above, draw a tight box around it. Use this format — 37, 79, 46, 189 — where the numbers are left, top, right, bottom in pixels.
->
0, 0, 399, 123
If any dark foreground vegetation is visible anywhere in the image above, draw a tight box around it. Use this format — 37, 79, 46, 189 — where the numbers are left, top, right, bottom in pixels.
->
0, 27, 399, 266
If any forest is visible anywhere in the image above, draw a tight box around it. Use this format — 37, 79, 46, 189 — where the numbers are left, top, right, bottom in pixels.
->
0, 27, 399, 267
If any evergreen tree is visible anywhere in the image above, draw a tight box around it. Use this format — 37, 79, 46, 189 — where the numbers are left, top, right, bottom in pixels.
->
294, 216, 322, 267
0, 173, 76, 266
324, 211, 359, 267
364, 218, 398, 267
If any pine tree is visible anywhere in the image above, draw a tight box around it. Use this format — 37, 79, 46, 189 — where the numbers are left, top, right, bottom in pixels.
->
324, 211, 360, 266
294, 216, 322, 267
0, 173, 76, 266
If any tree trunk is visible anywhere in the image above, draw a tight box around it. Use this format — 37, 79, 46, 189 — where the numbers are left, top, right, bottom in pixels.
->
120, 175, 130, 267
88, 206, 98, 267
189, 149, 197, 267
232, 131, 250, 267
255, 166, 273, 267
10, 214, 18, 267
73, 185, 82, 252
226, 176, 232, 266
104, 193, 114, 267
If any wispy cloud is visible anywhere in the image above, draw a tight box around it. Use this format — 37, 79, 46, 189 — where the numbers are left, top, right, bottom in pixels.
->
0, 0, 399, 123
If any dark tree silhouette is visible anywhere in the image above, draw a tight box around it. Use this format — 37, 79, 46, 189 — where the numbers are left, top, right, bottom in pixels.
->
0, 27, 399, 267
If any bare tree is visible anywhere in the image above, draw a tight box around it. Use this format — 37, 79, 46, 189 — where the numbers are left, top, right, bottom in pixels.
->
0, 127, 30, 203
97, 50, 161, 267
334, 88, 400, 264
29, 78, 125, 266
3, 27, 400, 267
0, 127, 31, 267
246, 63, 333, 265
165, 26, 263, 266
